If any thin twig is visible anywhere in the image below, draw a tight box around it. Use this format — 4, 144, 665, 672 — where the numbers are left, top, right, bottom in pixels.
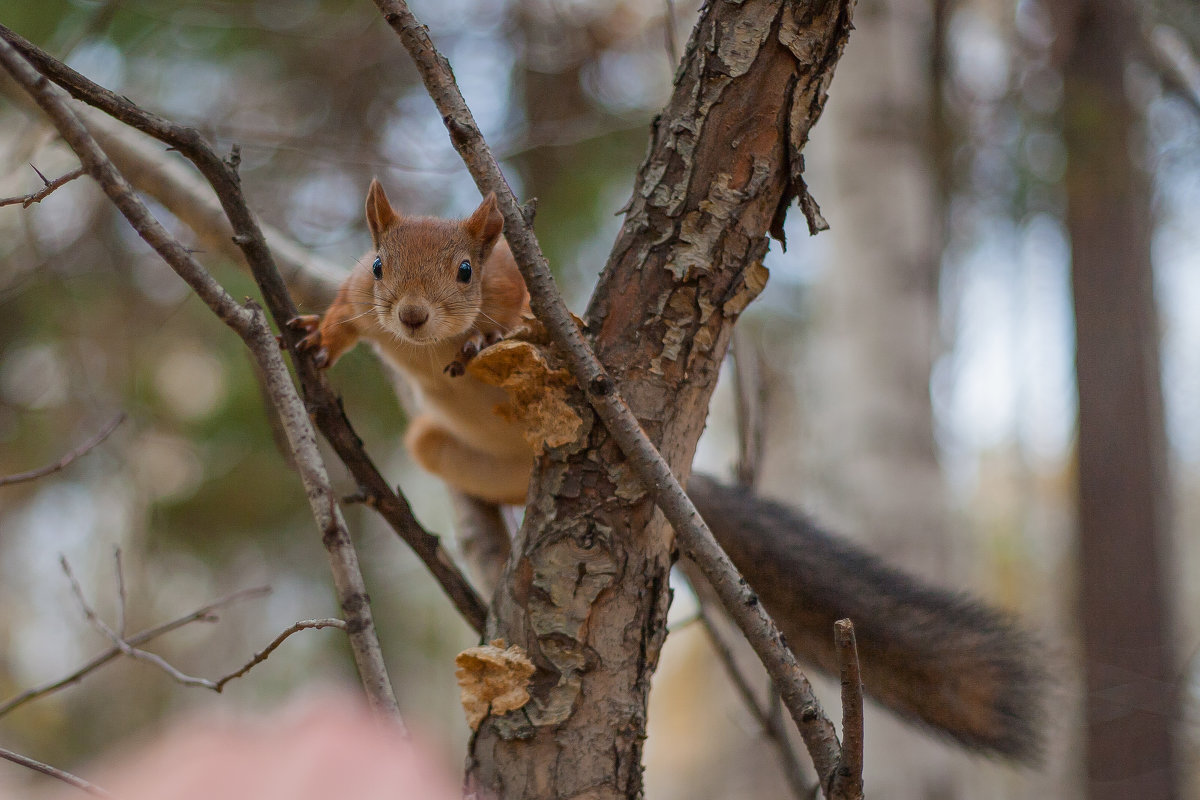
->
0, 23, 487, 635
730, 331, 767, 491
211, 618, 348, 690
830, 619, 864, 800
0, 586, 270, 718
372, 0, 852, 786
59, 557, 345, 693
113, 548, 127, 639
0, 413, 124, 488
694, 587, 815, 799
0, 164, 84, 207
0, 746, 110, 797
0, 35, 404, 722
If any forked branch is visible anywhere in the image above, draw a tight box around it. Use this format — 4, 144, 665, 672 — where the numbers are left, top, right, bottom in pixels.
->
372, 0, 857, 789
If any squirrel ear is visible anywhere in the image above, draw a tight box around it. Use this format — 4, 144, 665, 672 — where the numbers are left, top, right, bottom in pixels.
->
365, 179, 399, 247
463, 192, 503, 251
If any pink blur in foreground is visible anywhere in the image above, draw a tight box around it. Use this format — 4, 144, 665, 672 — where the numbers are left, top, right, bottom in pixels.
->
81, 695, 462, 800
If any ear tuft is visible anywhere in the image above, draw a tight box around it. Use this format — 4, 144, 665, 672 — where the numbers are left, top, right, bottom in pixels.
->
365, 179, 399, 247
463, 192, 504, 252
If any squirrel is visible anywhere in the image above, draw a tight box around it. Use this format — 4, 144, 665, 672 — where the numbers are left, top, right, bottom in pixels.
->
289, 180, 1044, 763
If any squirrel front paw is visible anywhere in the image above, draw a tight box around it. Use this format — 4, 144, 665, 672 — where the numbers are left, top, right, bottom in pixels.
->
287, 315, 332, 369
444, 330, 505, 378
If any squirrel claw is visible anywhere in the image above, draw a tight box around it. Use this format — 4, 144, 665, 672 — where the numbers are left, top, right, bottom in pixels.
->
444, 360, 465, 378
287, 315, 320, 334
289, 322, 331, 369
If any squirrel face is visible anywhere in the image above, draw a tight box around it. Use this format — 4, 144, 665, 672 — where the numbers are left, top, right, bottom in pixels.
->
364, 179, 504, 346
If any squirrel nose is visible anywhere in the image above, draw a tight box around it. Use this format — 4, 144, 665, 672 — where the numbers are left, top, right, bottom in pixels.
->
398, 305, 429, 329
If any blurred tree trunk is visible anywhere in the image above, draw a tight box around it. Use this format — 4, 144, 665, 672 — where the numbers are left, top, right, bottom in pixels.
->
794, 0, 957, 795
464, 0, 852, 797
1056, 1, 1179, 798
800, 0, 947, 567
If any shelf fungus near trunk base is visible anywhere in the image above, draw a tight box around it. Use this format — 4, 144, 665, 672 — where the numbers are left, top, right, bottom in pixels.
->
455, 639, 536, 731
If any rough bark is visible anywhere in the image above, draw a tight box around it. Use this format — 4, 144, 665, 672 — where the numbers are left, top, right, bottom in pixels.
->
469, 1, 853, 798
1057, 1, 1179, 797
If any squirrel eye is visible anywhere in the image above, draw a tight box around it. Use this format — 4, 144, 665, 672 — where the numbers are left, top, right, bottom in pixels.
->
371, 256, 383, 280
457, 260, 472, 284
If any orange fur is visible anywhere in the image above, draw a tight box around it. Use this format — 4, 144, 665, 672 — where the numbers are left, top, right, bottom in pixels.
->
292, 180, 533, 504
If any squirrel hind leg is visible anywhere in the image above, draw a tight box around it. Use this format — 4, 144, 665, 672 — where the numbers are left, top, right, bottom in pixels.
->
405, 415, 529, 505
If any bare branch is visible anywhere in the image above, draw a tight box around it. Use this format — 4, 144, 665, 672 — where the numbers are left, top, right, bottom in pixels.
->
211, 618, 348, 690
448, 489, 511, 598
0, 747, 110, 797
60, 557, 346, 693
0, 164, 85, 208
372, 0, 854, 787
731, 331, 768, 491
830, 619, 864, 800
0, 586, 270, 718
0, 413, 124, 489
0, 37, 402, 721
0, 23, 487, 635
113, 548, 127, 639
684, 567, 814, 800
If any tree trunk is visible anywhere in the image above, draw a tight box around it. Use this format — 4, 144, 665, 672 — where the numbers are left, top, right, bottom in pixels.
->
1057, 1, 1179, 798
466, 1, 853, 797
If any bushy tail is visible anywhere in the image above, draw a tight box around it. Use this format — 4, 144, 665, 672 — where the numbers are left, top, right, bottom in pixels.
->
688, 474, 1045, 762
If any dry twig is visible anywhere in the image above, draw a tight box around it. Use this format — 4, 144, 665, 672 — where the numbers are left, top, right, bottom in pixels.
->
372, 0, 853, 787
59, 557, 346, 694
689, 577, 815, 800
0, 585, 270, 718
0, 163, 84, 208
0, 413, 124, 489
0, 746, 110, 797
831, 619, 865, 800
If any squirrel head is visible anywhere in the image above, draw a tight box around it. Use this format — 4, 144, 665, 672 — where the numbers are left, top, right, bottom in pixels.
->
364, 179, 504, 345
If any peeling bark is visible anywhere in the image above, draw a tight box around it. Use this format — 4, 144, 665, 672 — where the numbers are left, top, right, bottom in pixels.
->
468, 1, 853, 797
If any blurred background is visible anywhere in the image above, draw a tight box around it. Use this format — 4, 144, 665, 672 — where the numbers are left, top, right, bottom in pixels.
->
0, 0, 1197, 798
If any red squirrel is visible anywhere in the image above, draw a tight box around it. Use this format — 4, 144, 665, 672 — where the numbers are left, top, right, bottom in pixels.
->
290, 180, 533, 504
290, 181, 1043, 762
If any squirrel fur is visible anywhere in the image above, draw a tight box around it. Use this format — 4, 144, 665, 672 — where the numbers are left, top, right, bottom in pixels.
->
291, 180, 1044, 762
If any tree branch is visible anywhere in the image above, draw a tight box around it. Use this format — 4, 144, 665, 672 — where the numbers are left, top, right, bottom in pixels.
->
0, 36, 402, 721
372, 0, 855, 790
830, 619, 864, 800
0, 413, 124, 488
0, 747, 110, 797
210, 618, 349, 691
0, 23, 488, 636
60, 557, 347, 694
0, 163, 84, 208
0, 586, 270, 719
685, 569, 815, 800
